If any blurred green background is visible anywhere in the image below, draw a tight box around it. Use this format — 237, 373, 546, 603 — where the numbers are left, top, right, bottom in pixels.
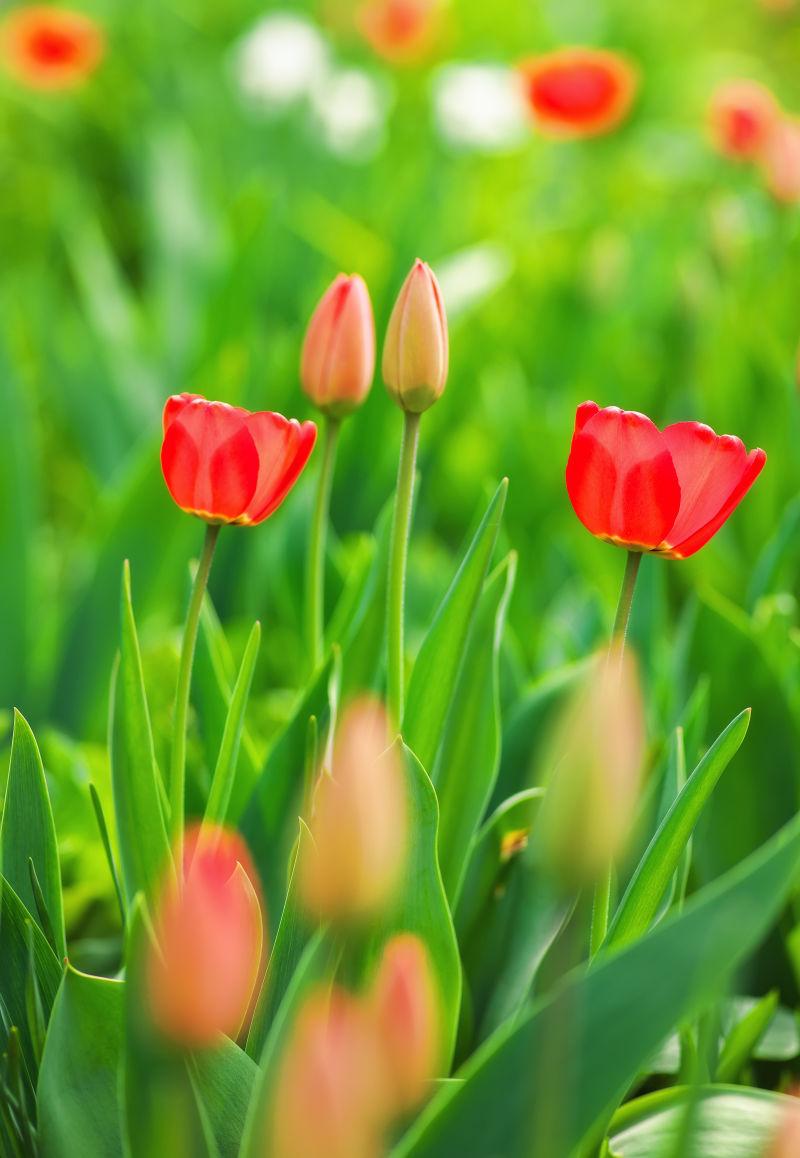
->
3, 0, 800, 956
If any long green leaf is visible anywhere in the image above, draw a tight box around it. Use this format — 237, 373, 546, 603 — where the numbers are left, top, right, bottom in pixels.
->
391, 807, 800, 1158
0, 711, 65, 958
403, 479, 507, 776
715, 991, 777, 1083
205, 621, 261, 826
435, 554, 516, 904
605, 709, 751, 951
110, 562, 172, 905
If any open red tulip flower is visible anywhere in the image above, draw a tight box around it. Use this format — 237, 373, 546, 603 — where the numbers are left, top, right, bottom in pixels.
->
161, 394, 317, 526
518, 48, 638, 138
709, 80, 780, 162
0, 6, 104, 90
566, 402, 766, 559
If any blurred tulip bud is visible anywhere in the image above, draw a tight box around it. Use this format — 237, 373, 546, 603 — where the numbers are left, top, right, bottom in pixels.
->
761, 118, 800, 204
299, 698, 407, 920
271, 987, 390, 1158
301, 274, 376, 418
709, 80, 779, 161
383, 259, 449, 413
538, 644, 646, 886
369, 934, 440, 1112
764, 1098, 800, 1157
357, 0, 442, 65
147, 824, 264, 1047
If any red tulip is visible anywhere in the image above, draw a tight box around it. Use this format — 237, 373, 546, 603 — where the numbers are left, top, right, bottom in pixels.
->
147, 824, 265, 1047
161, 393, 316, 526
0, 6, 103, 90
518, 48, 638, 138
709, 80, 779, 161
357, 0, 441, 64
565, 402, 766, 558
760, 117, 800, 204
369, 934, 440, 1112
301, 274, 376, 417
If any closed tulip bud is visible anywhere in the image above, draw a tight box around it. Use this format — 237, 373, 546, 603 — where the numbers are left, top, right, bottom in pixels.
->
538, 645, 645, 886
147, 824, 264, 1047
301, 274, 376, 418
369, 934, 440, 1112
761, 118, 800, 205
298, 698, 407, 921
383, 259, 449, 413
271, 987, 390, 1158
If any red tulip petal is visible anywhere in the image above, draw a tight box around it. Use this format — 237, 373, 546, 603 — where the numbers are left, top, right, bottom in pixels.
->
163, 392, 204, 434
161, 399, 259, 522
566, 406, 680, 550
243, 414, 317, 525
660, 422, 766, 557
519, 48, 638, 138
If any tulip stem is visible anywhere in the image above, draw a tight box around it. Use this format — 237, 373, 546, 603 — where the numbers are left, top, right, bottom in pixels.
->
306, 416, 340, 672
590, 549, 642, 958
170, 522, 220, 847
387, 410, 421, 731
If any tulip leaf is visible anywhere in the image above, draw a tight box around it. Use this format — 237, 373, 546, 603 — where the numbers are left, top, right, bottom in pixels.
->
0, 711, 66, 959
245, 821, 314, 1061
605, 708, 751, 952
336, 499, 393, 699
110, 563, 172, 905
608, 1086, 794, 1158
38, 968, 125, 1158
0, 875, 61, 1081
715, 991, 778, 1083
435, 553, 516, 904
241, 929, 335, 1158
391, 808, 800, 1158
403, 479, 507, 777
204, 620, 262, 826
241, 653, 338, 918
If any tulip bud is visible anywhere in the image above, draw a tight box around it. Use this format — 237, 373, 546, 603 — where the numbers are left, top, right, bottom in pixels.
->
764, 1099, 800, 1157
271, 987, 390, 1158
369, 934, 440, 1112
538, 644, 645, 886
383, 259, 449, 413
298, 698, 407, 921
761, 118, 800, 205
147, 824, 264, 1047
708, 80, 779, 162
301, 274, 376, 418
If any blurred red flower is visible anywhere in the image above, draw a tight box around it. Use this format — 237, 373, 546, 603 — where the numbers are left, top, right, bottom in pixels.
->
148, 824, 265, 1047
357, 0, 441, 64
760, 117, 800, 204
0, 5, 103, 90
709, 80, 780, 161
565, 402, 766, 558
518, 47, 638, 138
161, 393, 316, 526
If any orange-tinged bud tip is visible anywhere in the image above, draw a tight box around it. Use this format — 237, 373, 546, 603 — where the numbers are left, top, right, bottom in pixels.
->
383, 259, 449, 413
370, 934, 440, 1113
301, 274, 376, 418
298, 698, 407, 921
147, 824, 265, 1048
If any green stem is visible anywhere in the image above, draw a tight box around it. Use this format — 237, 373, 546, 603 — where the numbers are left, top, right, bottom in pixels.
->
386, 410, 421, 731
590, 550, 642, 957
306, 417, 340, 672
170, 522, 220, 847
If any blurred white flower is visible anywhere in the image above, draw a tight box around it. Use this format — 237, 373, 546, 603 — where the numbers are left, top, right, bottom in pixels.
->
432, 64, 528, 151
436, 243, 513, 318
310, 68, 393, 160
235, 13, 329, 108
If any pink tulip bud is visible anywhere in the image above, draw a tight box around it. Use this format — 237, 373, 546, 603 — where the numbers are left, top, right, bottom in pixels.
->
301, 274, 376, 418
298, 698, 407, 921
382, 259, 449, 414
709, 80, 780, 161
271, 987, 390, 1158
761, 117, 800, 204
147, 824, 265, 1047
369, 934, 440, 1112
